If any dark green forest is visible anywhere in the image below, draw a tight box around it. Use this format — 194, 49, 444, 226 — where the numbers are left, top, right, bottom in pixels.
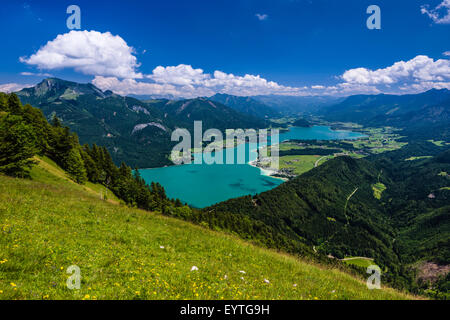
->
207, 144, 450, 298
0, 92, 178, 213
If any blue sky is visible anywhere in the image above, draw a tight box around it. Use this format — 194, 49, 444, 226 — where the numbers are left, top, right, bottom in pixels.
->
0, 0, 449, 97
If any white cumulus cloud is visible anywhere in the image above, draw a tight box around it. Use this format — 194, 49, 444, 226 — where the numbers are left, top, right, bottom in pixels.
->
204, 70, 300, 96
93, 57, 450, 98
20, 30, 142, 79
95, 65, 304, 98
0, 83, 34, 93
421, 0, 450, 24
92, 76, 215, 98
342, 55, 450, 85
147, 64, 210, 86
21, 31, 449, 97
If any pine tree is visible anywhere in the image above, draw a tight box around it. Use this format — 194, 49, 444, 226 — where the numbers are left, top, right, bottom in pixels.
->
22, 104, 52, 154
0, 114, 37, 177
7, 93, 22, 114
51, 115, 62, 128
0, 93, 8, 111
65, 148, 87, 184
81, 146, 100, 182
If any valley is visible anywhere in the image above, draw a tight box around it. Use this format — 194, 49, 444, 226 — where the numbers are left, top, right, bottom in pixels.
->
140, 125, 366, 207
1, 83, 449, 300
0, 158, 413, 300
1, 0, 449, 306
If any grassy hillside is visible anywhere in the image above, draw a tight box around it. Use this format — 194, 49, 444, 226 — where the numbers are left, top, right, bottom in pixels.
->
0, 160, 412, 300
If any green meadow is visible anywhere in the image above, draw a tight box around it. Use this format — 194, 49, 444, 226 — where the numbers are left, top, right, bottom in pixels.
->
279, 155, 326, 176
0, 159, 416, 300
342, 257, 377, 269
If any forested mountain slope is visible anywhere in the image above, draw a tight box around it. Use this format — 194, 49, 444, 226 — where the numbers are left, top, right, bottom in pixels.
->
16, 78, 173, 168
207, 144, 450, 295
321, 89, 450, 141
209, 93, 280, 119
157, 97, 269, 132
15, 79, 269, 168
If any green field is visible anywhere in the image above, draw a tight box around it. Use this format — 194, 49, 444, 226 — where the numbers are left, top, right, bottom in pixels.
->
279, 155, 326, 175
372, 183, 387, 200
0, 159, 414, 300
272, 125, 407, 178
342, 257, 377, 269
427, 140, 449, 147
405, 156, 433, 161
348, 127, 407, 154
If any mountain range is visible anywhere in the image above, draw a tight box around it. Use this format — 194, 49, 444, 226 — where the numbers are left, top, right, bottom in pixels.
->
14, 78, 450, 165
254, 95, 345, 115
321, 89, 450, 140
209, 93, 281, 119
16, 78, 268, 168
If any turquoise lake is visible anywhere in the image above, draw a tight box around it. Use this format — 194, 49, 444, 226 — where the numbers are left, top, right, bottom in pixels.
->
140, 126, 365, 208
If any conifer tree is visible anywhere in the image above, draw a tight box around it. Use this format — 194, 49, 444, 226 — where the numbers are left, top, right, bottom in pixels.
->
0, 93, 7, 111
7, 93, 22, 114
81, 146, 100, 182
51, 115, 62, 128
65, 148, 87, 184
0, 114, 37, 177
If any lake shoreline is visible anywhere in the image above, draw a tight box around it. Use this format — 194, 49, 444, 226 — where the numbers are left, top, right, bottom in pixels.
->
247, 159, 289, 181
139, 125, 367, 208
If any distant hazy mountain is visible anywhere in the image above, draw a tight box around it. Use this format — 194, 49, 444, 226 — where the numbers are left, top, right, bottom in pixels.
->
322, 89, 450, 140
253, 95, 345, 115
16, 78, 269, 167
322, 89, 450, 123
128, 93, 184, 101
156, 97, 269, 132
209, 93, 280, 119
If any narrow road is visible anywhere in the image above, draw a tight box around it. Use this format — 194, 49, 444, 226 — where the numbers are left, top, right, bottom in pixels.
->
340, 257, 374, 261
316, 187, 359, 252
314, 156, 328, 168
343, 187, 359, 224
347, 187, 359, 201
